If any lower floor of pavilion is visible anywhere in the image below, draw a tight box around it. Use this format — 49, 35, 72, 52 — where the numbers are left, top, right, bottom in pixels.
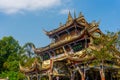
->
26, 68, 120, 80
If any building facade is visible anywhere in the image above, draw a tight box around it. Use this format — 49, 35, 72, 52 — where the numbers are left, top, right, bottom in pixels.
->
20, 12, 120, 80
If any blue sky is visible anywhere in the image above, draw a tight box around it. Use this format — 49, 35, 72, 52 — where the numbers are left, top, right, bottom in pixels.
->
0, 0, 120, 47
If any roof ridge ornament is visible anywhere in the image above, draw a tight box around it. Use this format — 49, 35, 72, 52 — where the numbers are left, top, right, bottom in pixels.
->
67, 11, 73, 23
43, 29, 49, 34
79, 12, 84, 18
91, 20, 100, 27
91, 20, 96, 27
96, 20, 100, 26
59, 22, 62, 27
74, 10, 76, 19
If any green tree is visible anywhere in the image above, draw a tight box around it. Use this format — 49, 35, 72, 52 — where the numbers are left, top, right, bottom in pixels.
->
20, 42, 37, 66
0, 71, 25, 80
0, 36, 25, 80
23, 42, 35, 58
91, 32, 119, 80
0, 36, 21, 72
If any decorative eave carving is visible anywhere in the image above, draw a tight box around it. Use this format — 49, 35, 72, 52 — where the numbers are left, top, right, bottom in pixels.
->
43, 22, 74, 36
79, 12, 84, 18
76, 12, 88, 26
66, 11, 73, 23
90, 20, 100, 28
44, 12, 87, 37
43, 12, 100, 37
34, 29, 89, 54
35, 13, 102, 55
19, 58, 41, 74
74, 10, 76, 19
43, 29, 49, 35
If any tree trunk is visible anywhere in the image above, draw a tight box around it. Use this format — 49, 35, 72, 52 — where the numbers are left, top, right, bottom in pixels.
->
77, 66, 85, 80
100, 68, 105, 80
100, 61, 105, 80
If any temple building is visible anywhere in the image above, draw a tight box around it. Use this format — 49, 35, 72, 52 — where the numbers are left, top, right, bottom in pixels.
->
19, 12, 120, 80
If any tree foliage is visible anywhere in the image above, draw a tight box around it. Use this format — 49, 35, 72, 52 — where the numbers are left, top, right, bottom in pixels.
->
0, 36, 21, 72
92, 32, 118, 63
0, 36, 35, 80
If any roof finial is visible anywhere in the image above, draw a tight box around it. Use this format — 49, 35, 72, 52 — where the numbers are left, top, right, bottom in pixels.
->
79, 12, 84, 18
96, 20, 100, 26
42, 29, 48, 34
91, 20, 100, 27
59, 22, 62, 27
74, 10, 76, 19
91, 20, 96, 27
67, 11, 73, 23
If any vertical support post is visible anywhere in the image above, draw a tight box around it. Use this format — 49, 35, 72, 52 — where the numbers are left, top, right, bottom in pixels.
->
36, 73, 39, 80
52, 50, 56, 57
74, 23, 78, 35
56, 76, 59, 80
30, 75, 32, 80
83, 64, 87, 79
38, 75, 40, 80
77, 66, 85, 80
62, 46, 67, 55
56, 34, 60, 41
48, 72, 52, 80
71, 71, 75, 80
68, 45, 74, 54
27, 75, 30, 80
47, 51, 52, 58
39, 54, 43, 61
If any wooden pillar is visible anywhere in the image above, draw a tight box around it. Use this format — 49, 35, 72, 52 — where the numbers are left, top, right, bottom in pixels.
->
38, 75, 40, 80
48, 73, 52, 80
62, 46, 67, 55
71, 71, 75, 80
39, 54, 43, 61
56, 34, 60, 40
66, 29, 70, 37
85, 33, 88, 48
77, 66, 85, 80
47, 51, 52, 58
52, 50, 56, 57
29, 75, 32, 80
68, 45, 74, 54
56, 76, 59, 80
27, 75, 30, 80
74, 23, 78, 35
36, 73, 39, 80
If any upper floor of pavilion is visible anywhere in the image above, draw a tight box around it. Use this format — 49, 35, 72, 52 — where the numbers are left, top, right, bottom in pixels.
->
33, 12, 101, 61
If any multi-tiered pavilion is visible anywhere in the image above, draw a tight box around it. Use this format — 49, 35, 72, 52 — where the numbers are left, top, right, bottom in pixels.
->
20, 12, 120, 80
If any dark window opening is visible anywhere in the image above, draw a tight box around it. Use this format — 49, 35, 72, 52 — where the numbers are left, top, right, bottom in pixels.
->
68, 27, 76, 35
50, 51, 54, 57
72, 43, 83, 52
59, 31, 68, 40
64, 45, 71, 52
42, 53, 50, 61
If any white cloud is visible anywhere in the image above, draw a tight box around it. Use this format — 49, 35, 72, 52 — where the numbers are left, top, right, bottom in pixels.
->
0, 0, 61, 14
60, 9, 74, 14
